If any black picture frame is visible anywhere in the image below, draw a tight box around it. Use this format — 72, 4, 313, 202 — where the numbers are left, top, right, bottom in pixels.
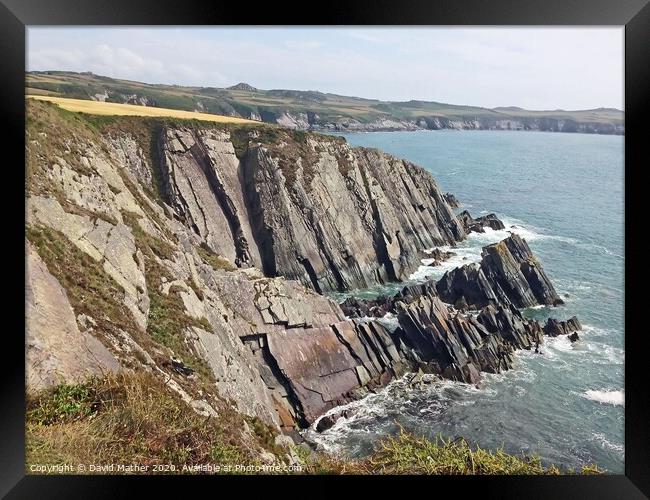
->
2, 0, 648, 497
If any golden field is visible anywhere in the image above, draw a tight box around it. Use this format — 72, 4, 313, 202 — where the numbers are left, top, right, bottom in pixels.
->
26, 95, 259, 124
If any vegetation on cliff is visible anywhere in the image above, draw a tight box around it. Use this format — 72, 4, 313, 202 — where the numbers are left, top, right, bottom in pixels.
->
26, 374, 601, 475
308, 430, 601, 475
26, 373, 283, 472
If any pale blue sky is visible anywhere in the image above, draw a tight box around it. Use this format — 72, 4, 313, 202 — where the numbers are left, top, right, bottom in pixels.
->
27, 27, 623, 110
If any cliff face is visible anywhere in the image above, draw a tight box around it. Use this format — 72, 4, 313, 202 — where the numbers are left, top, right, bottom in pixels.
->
25, 101, 579, 439
311, 116, 625, 135
159, 127, 465, 292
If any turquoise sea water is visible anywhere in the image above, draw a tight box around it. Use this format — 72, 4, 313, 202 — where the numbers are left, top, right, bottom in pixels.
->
308, 130, 624, 472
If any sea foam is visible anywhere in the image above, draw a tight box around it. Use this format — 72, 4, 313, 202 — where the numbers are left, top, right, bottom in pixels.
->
410, 217, 572, 283
582, 390, 625, 407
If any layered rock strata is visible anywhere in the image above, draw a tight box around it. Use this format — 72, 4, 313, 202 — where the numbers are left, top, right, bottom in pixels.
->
335, 236, 580, 390
25, 102, 580, 438
160, 128, 467, 292
436, 234, 564, 309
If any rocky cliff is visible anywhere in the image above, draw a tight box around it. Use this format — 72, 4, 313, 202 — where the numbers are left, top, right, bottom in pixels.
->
159, 126, 466, 292
310, 115, 625, 135
25, 100, 579, 441
435, 234, 564, 309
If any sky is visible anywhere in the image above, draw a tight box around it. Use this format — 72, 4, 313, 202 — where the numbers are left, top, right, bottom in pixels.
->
27, 27, 624, 110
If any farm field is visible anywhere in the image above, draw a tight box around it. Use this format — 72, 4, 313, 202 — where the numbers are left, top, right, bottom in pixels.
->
27, 95, 259, 124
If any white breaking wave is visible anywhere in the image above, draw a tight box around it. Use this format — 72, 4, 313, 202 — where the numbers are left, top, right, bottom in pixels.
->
376, 312, 400, 332
496, 218, 579, 245
545, 335, 575, 353
410, 217, 577, 283
409, 245, 483, 281
582, 390, 625, 406
591, 433, 624, 453
580, 326, 624, 365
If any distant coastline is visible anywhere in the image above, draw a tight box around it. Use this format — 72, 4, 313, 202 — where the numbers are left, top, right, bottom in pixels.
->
26, 71, 624, 136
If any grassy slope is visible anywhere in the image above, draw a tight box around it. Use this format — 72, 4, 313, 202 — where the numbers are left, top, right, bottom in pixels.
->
26, 374, 601, 475
26, 373, 283, 472
26, 71, 624, 126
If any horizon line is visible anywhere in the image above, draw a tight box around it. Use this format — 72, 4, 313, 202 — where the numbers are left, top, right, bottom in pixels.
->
26, 69, 625, 113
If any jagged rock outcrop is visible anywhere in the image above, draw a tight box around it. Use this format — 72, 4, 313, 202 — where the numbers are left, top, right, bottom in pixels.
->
443, 192, 460, 208
159, 127, 467, 292
476, 303, 544, 351
335, 270, 575, 390
543, 316, 582, 337
334, 237, 574, 389
436, 234, 563, 309
341, 281, 439, 319
458, 210, 505, 233
393, 295, 515, 384
339, 277, 547, 386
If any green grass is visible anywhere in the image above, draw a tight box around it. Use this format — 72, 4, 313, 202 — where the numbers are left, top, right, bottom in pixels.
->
28, 383, 96, 426
27, 100, 100, 197
121, 211, 175, 260
26, 372, 282, 474
27, 383, 602, 476
306, 429, 602, 475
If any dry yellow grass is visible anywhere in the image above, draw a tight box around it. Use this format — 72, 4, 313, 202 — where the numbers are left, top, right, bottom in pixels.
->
27, 95, 258, 124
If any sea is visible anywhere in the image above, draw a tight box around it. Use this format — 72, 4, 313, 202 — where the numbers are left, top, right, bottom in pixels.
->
306, 129, 625, 473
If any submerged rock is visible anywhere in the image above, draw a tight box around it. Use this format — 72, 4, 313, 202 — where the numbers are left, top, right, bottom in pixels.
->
315, 415, 336, 433
423, 248, 456, 266
458, 210, 505, 233
315, 408, 355, 433
543, 316, 582, 337
340, 295, 393, 319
